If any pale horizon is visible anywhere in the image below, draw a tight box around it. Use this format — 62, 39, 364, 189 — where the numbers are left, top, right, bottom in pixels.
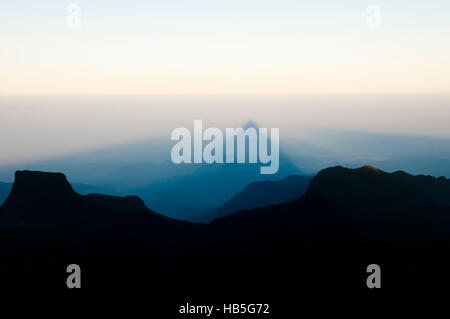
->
1, 94, 450, 166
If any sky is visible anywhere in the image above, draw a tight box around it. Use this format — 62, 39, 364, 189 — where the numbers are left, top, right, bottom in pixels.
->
0, 1, 449, 165
1, 0, 450, 95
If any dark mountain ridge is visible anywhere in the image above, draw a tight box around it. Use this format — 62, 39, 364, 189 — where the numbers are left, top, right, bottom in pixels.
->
1, 165, 450, 301
308, 165, 450, 209
208, 165, 450, 296
0, 170, 195, 238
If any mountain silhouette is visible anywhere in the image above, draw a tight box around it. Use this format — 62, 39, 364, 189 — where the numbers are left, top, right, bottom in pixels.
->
0, 170, 189, 232
306, 164, 450, 210
213, 165, 450, 232
214, 174, 311, 218
1, 165, 450, 303
210, 165, 450, 293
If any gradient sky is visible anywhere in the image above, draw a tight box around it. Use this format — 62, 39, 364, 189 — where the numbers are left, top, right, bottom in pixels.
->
1, 0, 450, 95
1, 2, 450, 165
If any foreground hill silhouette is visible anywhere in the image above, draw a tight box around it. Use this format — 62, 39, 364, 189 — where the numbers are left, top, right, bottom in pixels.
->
214, 165, 450, 225
1, 166, 450, 310
0, 170, 188, 229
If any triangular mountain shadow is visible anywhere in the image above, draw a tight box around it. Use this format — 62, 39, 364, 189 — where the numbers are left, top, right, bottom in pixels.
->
240, 119, 297, 170
129, 120, 304, 221
242, 120, 260, 130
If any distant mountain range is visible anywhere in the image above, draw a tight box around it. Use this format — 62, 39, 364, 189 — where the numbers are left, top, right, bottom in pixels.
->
214, 174, 311, 219
2, 128, 450, 222
127, 158, 302, 221
1, 165, 450, 301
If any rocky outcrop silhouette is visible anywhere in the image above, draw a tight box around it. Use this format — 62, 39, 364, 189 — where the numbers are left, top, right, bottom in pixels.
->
0, 170, 193, 234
